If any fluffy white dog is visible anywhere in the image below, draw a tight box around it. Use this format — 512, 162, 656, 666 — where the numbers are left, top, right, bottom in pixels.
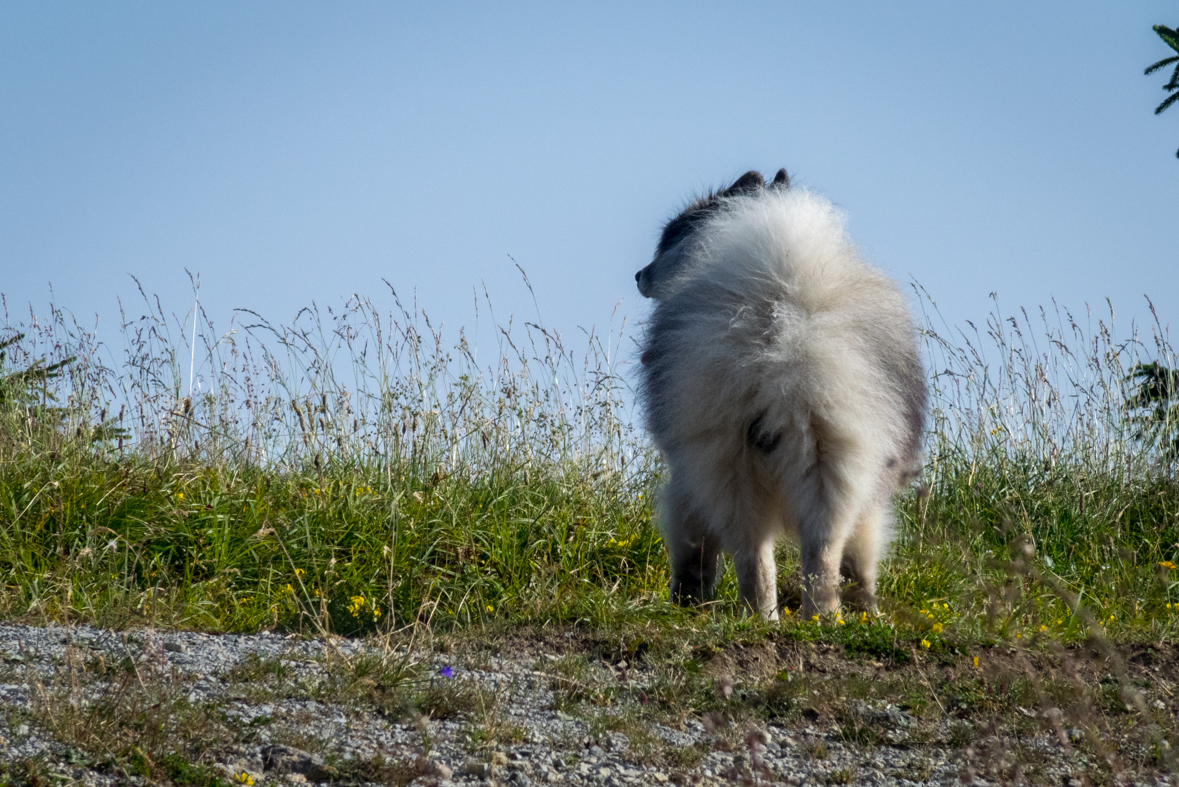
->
635, 169, 926, 619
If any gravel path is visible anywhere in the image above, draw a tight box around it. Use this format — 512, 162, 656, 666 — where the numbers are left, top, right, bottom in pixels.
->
0, 624, 1165, 786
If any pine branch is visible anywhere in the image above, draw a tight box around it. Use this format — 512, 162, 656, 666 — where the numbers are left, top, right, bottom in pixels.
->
1156, 90, 1179, 115
1145, 54, 1179, 75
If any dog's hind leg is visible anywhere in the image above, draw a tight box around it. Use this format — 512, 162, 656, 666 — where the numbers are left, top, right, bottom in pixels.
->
798, 523, 849, 618
839, 505, 888, 613
794, 415, 857, 618
732, 535, 779, 621
661, 484, 722, 605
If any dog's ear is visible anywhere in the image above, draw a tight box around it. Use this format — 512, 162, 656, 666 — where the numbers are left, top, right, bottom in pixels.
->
721, 170, 764, 197
770, 168, 790, 190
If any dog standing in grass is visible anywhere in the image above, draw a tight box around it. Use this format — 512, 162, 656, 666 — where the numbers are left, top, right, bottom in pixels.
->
635, 169, 926, 620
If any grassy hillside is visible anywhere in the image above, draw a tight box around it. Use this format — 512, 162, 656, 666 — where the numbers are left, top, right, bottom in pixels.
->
1, 287, 1177, 648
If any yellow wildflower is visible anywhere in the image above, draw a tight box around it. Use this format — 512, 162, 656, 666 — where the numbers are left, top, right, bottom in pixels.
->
235, 773, 254, 786
486, 604, 494, 613
972, 656, 980, 668
930, 622, 943, 634
920, 639, 931, 649
811, 614, 820, 622
1161, 561, 1176, 570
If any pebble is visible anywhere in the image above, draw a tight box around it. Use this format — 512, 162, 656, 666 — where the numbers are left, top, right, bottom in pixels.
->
0, 622, 1172, 787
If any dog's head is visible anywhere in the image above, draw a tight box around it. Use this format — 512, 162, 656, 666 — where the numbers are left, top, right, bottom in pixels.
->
635, 168, 789, 299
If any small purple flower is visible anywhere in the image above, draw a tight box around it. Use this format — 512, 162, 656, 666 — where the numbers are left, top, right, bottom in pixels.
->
439, 666, 454, 679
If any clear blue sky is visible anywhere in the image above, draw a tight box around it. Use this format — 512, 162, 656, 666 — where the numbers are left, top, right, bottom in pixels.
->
2, 2, 1177, 367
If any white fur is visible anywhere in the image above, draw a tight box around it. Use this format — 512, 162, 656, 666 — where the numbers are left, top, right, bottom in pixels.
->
637, 185, 925, 620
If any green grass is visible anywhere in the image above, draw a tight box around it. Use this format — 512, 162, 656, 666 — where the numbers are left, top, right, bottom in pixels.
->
0, 450, 661, 633
0, 286, 1177, 653
7, 440, 1176, 649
